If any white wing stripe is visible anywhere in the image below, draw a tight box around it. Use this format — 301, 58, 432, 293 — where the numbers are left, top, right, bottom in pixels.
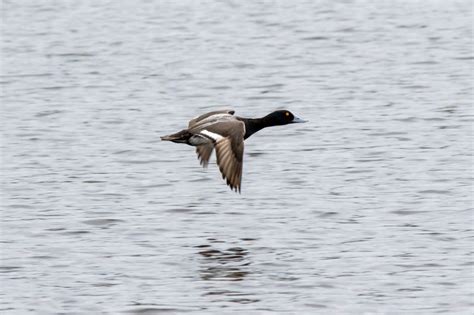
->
201, 130, 223, 142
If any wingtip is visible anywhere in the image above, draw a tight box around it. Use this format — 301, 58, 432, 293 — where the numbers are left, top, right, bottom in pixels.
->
232, 184, 241, 194
198, 157, 209, 168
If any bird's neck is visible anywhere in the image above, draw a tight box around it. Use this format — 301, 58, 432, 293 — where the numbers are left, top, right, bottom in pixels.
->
238, 115, 274, 139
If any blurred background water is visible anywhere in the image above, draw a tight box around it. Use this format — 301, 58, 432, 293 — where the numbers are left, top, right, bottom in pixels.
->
1, 0, 473, 314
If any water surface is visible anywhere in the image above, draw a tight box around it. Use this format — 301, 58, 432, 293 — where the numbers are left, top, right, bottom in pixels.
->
1, 1, 473, 314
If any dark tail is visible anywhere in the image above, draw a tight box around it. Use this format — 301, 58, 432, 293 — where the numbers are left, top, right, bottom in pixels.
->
161, 130, 192, 143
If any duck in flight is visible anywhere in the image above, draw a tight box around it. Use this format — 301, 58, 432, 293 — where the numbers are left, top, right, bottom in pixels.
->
161, 109, 306, 192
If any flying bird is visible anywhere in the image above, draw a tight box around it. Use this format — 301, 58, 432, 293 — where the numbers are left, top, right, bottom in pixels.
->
161, 109, 306, 192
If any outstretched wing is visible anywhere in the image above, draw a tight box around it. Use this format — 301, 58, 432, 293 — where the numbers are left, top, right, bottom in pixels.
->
188, 109, 235, 128
210, 121, 245, 193
215, 138, 243, 192
195, 143, 214, 168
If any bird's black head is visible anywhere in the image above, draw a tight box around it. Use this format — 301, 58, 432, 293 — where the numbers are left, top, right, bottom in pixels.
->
264, 110, 307, 126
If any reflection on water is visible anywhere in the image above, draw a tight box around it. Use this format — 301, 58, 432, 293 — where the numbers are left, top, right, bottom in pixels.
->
199, 246, 250, 282
197, 238, 259, 304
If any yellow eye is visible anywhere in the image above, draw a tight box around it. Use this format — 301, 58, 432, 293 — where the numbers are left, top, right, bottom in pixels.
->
285, 112, 290, 117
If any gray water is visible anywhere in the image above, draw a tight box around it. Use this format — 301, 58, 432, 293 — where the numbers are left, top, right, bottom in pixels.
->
1, 1, 473, 314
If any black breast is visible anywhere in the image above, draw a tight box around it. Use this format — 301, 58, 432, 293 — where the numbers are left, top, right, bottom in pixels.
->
237, 118, 266, 139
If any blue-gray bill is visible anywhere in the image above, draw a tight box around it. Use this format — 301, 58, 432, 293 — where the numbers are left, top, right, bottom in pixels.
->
291, 116, 307, 123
